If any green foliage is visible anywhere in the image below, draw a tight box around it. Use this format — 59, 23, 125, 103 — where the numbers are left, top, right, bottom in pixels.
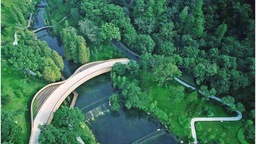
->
121, 81, 142, 109
236, 102, 245, 113
244, 123, 255, 141
112, 62, 127, 76
141, 54, 181, 85
42, 63, 61, 82
61, 26, 90, 64
39, 106, 96, 144
191, 0, 205, 38
237, 127, 249, 144
52, 51, 64, 70
1, 111, 22, 143
154, 108, 169, 122
135, 34, 155, 54
178, 115, 190, 128
79, 19, 99, 43
109, 93, 121, 111
2, 43, 62, 82
179, 6, 189, 23
99, 23, 121, 42
187, 91, 198, 103
127, 60, 140, 75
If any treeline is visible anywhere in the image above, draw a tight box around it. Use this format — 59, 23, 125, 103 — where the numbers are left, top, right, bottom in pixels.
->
49, 0, 254, 107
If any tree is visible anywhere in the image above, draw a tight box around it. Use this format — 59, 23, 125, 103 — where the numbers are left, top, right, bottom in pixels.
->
77, 37, 90, 64
39, 106, 96, 144
98, 23, 121, 42
39, 124, 60, 144
191, 0, 205, 38
1, 111, 22, 143
236, 102, 245, 112
122, 21, 137, 47
127, 60, 140, 75
179, 6, 189, 23
109, 93, 121, 111
42, 65, 61, 82
214, 23, 227, 46
158, 41, 175, 56
79, 19, 99, 43
221, 96, 236, 111
52, 51, 64, 70
135, 34, 155, 54
61, 26, 90, 64
121, 81, 141, 109
52, 106, 84, 135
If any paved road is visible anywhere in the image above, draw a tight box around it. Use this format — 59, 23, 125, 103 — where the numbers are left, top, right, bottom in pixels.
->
29, 58, 129, 144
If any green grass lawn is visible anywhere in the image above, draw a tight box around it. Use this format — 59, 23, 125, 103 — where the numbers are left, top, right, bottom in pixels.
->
149, 81, 243, 143
2, 60, 47, 143
197, 121, 242, 143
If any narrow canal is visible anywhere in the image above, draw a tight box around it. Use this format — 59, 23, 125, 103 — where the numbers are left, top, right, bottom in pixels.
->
32, 1, 178, 143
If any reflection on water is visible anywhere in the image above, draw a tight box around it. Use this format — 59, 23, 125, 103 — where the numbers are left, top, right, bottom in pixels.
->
75, 74, 178, 144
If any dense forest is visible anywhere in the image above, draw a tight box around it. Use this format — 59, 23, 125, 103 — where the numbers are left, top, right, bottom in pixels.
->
46, 0, 255, 143
1, 0, 255, 143
48, 0, 255, 104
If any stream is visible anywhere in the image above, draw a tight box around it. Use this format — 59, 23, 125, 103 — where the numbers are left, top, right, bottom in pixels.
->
32, 1, 178, 143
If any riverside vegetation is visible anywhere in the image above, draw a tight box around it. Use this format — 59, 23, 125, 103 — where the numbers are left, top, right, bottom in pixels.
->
1, 0, 254, 143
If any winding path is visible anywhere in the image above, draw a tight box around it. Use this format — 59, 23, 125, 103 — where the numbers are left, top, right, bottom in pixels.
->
29, 58, 129, 144
179, 81, 243, 143
112, 40, 243, 144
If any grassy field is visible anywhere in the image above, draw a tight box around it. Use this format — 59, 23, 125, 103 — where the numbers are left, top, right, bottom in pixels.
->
2, 60, 47, 143
149, 80, 242, 143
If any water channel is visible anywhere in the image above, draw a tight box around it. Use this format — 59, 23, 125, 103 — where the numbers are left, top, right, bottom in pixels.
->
33, 1, 178, 143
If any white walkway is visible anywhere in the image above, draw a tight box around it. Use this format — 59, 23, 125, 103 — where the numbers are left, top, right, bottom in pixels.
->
174, 77, 243, 144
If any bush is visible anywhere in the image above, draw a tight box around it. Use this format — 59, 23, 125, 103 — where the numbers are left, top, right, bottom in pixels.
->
196, 123, 203, 131
109, 94, 121, 111
207, 111, 214, 117
178, 115, 190, 128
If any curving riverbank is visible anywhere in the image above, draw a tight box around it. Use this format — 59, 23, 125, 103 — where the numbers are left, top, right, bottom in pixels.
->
112, 40, 243, 144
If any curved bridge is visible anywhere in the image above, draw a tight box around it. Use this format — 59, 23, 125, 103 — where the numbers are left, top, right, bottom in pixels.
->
32, 26, 53, 33
29, 58, 130, 144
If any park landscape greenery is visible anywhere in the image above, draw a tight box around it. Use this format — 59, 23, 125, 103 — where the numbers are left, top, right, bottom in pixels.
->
1, 0, 255, 144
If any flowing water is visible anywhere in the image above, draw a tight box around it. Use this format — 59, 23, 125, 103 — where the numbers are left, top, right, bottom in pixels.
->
33, 1, 178, 143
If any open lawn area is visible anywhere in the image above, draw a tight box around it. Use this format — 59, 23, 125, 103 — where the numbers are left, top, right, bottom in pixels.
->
1, 60, 47, 143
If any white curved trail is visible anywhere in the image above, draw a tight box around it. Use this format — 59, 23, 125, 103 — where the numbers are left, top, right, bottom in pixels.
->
174, 77, 243, 144
13, 32, 18, 46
